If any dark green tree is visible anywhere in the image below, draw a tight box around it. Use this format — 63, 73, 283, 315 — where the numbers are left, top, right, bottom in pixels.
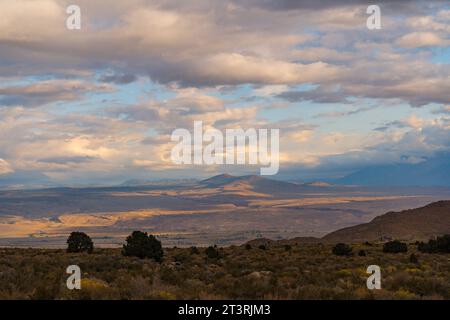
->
190, 246, 200, 255
417, 241, 428, 252
435, 234, 450, 252
332, 243, 352, 256
418, 234, 450, 253
66, 231, 94, 253
383, 240, 407, 253
122, 231, 163, 261
205, 245, 220, 259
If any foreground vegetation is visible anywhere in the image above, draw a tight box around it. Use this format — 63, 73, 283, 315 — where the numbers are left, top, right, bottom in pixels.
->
0, 241, 449, 300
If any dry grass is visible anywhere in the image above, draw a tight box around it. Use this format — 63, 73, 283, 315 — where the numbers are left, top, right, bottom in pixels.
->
0, 242, 448, 300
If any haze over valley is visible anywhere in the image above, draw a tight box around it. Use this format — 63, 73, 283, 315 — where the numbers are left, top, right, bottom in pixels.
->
1, 174, 449, 247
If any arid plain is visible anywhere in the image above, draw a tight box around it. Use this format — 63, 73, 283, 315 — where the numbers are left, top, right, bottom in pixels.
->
1, 175, 450, 247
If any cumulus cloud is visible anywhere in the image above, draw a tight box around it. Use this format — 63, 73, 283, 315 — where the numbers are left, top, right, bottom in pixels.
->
0, 0, 449, 186
0, 80, 113, 107
396, 31, 450, 48
0, 159, 13, 175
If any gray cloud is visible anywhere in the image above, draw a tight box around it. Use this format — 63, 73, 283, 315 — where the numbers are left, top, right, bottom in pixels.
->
234, 0, 419, 11
277, 85, 350, 104
0, 80, 113, 107
374, 120, 408, 132
38, 156, 96, 165
100, 73, 137, 84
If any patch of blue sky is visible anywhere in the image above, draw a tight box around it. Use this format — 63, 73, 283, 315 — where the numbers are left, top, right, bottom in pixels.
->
429, 47, 450, 64
144, 128, 159, 137
316, 103, 409, 134
56, 78, 177, 115
413, 103, 447, 119
1, 75, 42, 86
143, 79, 178, 101
260, 97, 423, 135
253, 84, 320, 118
51, 89, 121, 115
209, 84, 254, 106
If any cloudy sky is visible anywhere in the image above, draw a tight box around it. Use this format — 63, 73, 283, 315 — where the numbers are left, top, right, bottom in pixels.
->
0, 0, 449, 187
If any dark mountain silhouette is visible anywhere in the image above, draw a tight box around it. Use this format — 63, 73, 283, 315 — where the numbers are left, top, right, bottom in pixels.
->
120, 178, 197, 187
336, 154, 450, 186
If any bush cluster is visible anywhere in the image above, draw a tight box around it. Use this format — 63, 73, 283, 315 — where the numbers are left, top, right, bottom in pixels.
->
383, 240, 407, 253
332, 243, 352, 256
417, 235, 450, 253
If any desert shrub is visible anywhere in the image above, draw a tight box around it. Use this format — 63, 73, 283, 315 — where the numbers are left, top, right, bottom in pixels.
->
122, 231, 163, 262
409, 253, 419, 264
434, 235, 449, 252
284, 245, 292, 251
76, 278, 115, 300
258, 245, 267, 250
245, 244, 252, 250
358, 250, 366, 256
1, 240, 449, 300
31, 275, 60, 299
383, 240, 407, 253
205, 245, 220, 259
66, 232, 94, 253
332, 243, 352, 256
417, 235, 450, 253
173, 252, 189, 263
417, 242, 429, 252
190, 246, 200, 255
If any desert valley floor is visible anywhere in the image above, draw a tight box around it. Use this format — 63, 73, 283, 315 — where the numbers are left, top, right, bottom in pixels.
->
1, 175, 450, 247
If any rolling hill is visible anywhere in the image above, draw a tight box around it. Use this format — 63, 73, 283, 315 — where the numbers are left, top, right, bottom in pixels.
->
198, 174, 339, 195
322, 200, 450, 242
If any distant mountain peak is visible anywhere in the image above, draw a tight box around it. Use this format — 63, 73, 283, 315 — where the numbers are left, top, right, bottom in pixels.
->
120, 178, 197, 187
215, 173, 234, 179
201, 174, 266, 185
200, 174, 237, 186
303, 181, 332, 187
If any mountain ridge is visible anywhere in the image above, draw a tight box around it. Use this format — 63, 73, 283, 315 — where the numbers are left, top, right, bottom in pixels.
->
245, 200, 450, 245
336, 155, 450, 186
322, 200, 450, 242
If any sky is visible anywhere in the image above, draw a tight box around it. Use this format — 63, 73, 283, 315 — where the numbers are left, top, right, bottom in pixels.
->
0, 0, 449, 187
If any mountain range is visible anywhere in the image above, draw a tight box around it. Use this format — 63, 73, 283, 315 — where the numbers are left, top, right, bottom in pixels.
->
0, 173, 449, 247
335, 154, 450, 186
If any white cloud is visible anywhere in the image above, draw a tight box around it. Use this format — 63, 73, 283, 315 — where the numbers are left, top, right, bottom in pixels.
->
396, 32, 449, 48
0, 0, 449, 185
0, 159, 13, 175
